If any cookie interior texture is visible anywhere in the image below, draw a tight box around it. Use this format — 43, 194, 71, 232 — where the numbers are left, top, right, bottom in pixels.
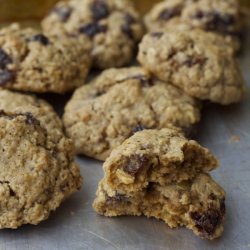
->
138, 29, 245, 105
42, 0, 144, 69
93, 128, 226, 240
0, 90, 82, 228
63, 67, 201, 161
0, 23, 92, 93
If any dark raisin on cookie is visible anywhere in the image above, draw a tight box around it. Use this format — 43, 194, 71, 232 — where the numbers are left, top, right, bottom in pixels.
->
0, 111, 40, 126
122, 14, 136, 39
54, 6, 72, 22
190, 209, 224, 237
79, 23, 107, 37
91, 0, 109, 20
120, 74, 154, 88
0, 48, 15, 85
0, 49, 12, 69
151, 32, 163, 39
106, 193, 129, 205
139, 77, 154, 88
184, 57, 207, 67
22, 112, 40, 126
192, 11, 235, 34
95, 90, 105, 97
27, 34, 50, 46
193, 10, 204, 19
133, 124, 146, 133
0, 70, 16, 85
0, 110, 9, 118
159, 7, 182, 21
211, 14, 235, 34
0, 181, 16, 197
132, 75, 154, 88
123, 155, 150, 175
8, 185, 16, 197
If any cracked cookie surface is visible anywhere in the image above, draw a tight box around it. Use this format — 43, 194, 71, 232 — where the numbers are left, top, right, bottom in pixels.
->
93, 128, 226, 240
42, 0, 144, 69
144, 0, 245, 48
138, 30, 245, 105
0, 90, 82, 228
0, 24, 92, 93
63, 67, 201, 161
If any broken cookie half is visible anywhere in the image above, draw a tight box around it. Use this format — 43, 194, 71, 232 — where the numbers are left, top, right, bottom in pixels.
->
93, 128, 225, 240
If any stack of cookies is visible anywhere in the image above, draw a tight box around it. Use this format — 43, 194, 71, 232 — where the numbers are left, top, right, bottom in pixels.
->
0, 0, 247, 241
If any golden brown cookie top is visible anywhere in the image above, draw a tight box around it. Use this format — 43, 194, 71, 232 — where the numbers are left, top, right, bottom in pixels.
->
42, 0, 144, 69
138, 29, 245, 105
0, 23, 92, 93
63, 67, 201, 160
0, 90, 82, 229
145, 0, 245, 39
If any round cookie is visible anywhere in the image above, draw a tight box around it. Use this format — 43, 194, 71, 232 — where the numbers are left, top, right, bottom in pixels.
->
63, 67, 201, 161
137, 30, 245, 105
0, 90, 82, 229
42, 0, 144, 69
144, 0, 245, 47
0, 23, 92, 94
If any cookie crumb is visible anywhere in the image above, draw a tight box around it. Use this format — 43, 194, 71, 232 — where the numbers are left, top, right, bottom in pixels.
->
229, 135, 240, 143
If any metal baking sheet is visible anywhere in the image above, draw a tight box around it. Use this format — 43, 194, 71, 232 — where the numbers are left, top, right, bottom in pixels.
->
0, 33, 250, 250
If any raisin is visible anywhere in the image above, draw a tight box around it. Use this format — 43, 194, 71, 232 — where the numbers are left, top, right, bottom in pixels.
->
208, 193, 216, 200
122, 14, 136, 39
0, 111, 40, 125
151, 32, 163, 38
194, 10, 205, 19
54, 6, 72, 22
79, 23, 107, 37
23, 112, 40, 126
91, 0, 109, 20
133, 75, 154, 87
123, 155, 149, 175
0, 49, 12, 69
0, 69, 16, 86
220, 14, 235, 26
159, 7, 181, 21
0, 49, 14, 85
0, 181, 16, 197
146, 182, 154, 192
139, 77, 154, 88
106, 193, 129, 205
212, 14, 235, 33
9, 187, 16, 197
27, 34, 50, 46
133, 124, 145, 133
116, 74, 154, 87
95, 91, 105, 97
33, 67, 43, 73
184, 57, 206, 67
190, 209, 223, 237
0, 110, 10, 118
193, 11, 235, 33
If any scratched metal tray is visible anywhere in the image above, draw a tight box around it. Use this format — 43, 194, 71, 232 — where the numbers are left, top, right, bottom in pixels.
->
1, 18, 250, 250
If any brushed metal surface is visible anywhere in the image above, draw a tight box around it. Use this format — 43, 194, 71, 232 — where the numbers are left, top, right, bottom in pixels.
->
0, 37, 249, 250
